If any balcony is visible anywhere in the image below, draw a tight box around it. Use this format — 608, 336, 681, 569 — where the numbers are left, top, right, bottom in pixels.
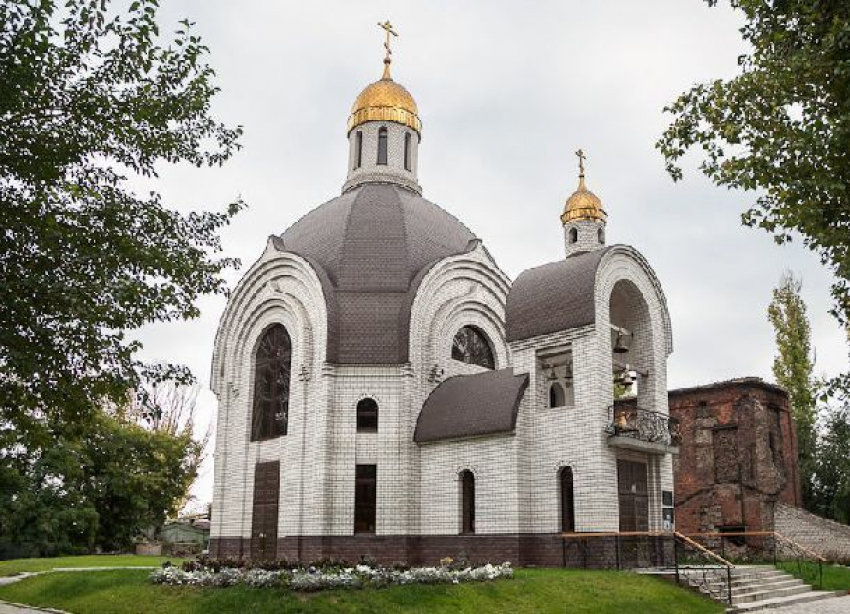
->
606, 404, 681, 455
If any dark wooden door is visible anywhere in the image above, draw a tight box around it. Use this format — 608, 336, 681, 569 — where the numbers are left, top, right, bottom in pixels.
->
617, 459, 648, 532
251, 460, 280, 561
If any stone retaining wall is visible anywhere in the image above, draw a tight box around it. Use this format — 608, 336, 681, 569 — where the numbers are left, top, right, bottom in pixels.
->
775, 503, 850, 562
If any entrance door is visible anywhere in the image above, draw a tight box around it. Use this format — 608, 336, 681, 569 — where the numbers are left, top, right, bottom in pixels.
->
617, 459, 648, 532
251, 460, 280, 560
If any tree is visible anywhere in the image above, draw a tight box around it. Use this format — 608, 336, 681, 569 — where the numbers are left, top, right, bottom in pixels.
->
811, 402, 850, 523
767, 272, 818, 508
657, 1, 850, 393
0, 0, 239, 555
0, 0, 243, 423
0, 405, 202, 555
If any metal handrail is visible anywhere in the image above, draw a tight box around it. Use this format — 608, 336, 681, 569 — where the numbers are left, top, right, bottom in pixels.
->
682, 531, 826, 590
674, 531, 734, 605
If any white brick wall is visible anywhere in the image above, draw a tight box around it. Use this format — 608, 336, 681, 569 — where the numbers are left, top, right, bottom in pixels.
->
210, 234, 676, 546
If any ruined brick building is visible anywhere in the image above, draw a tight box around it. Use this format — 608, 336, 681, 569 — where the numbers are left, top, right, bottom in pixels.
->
669, 378, 802, 535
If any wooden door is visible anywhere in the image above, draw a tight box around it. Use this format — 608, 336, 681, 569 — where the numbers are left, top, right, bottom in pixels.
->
617, 459, 648, 532
251, 461, 280, 561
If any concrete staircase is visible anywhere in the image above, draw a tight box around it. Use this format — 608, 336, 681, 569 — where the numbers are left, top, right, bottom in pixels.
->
676, 565, 844, 612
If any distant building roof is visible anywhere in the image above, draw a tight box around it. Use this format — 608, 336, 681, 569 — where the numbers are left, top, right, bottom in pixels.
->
668, 377, 788, 398
414, 369, 529, 443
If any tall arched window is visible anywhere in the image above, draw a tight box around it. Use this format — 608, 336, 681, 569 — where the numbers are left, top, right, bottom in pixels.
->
377, 127, 388, 165
251, 324, 291, 441
560, 467, 575, 533
569, 227, 578, 244
598, 227, 605, 243
354, 131, 363, 169
451, 326, 495, 369
549, 382, 566, 408
404, 132, 412, 171
356, 398, 378, 432
460, 470, 475, 534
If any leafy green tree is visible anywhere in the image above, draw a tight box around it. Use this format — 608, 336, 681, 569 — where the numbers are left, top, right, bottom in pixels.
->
767, 272, 818, 508
0, 0, 239, 555
658, 0, 850, 393
0, 0, 243, 423
82, 411, 202, 551
811, 403, 850, 524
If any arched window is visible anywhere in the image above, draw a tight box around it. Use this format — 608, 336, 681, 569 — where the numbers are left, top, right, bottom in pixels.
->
354, 131, 363, 169
460, 470, 475, 534
560, 467, 575, 533
549, 382, 566, 408
377, 127, 388, 165
569, 227, 578, 244
404, 132, 412, 171
251, 324, 291, 441
356, 398, 378, 432
598, 227, 605, 243
451, 326, 495, 369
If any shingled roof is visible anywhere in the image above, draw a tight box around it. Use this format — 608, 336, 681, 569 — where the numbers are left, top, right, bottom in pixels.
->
414, 369, 529, 443
505, 248, 610, 343
278, 183, 477, 364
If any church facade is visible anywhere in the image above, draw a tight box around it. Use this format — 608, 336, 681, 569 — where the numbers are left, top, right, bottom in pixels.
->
209, 34, 677, 566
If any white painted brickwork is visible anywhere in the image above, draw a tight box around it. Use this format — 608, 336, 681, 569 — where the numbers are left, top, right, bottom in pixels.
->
210, 209, 675, 545
343, 121, 421, 194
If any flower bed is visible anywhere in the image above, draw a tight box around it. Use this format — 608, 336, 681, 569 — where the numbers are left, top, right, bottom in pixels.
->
150, 561, 513, 591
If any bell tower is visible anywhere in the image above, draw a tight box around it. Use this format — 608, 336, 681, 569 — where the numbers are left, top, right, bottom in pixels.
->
561, 149, 607, 257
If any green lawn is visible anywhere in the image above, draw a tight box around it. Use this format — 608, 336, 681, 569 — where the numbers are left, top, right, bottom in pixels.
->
777, 561, 850, 592
0, 555, 184, 578
0, 567, 723, 614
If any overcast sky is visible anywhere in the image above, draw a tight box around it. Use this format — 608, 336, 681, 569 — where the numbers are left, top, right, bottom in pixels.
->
129, 1, 849, 510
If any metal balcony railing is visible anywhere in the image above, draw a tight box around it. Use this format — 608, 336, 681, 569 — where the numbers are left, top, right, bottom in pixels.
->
607, 405, 682, 447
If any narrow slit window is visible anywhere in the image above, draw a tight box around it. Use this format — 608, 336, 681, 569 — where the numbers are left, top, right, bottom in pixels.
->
355, 131, 363, 169
404, 132, 411, 171
460, 470, 475, 534
377, 127, 388, 165
560, 466, 575, 532
569, 227, 578, 244
354, 465, 377, 534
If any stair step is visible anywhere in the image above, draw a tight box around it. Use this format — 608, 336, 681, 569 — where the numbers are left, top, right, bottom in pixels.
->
731, 583, 812, 604
728, 590, 845, 612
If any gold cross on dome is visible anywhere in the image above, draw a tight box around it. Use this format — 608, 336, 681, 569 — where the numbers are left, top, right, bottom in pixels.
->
378, 20, 398, 62
575, 149, 586, 177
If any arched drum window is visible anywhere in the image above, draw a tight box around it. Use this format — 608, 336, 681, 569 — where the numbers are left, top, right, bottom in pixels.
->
451, 326, 495, 369
251, 324, 292, 441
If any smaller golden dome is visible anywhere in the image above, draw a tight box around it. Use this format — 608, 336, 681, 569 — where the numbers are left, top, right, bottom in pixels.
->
561, 150, 606, 224
348, 61, 421, 135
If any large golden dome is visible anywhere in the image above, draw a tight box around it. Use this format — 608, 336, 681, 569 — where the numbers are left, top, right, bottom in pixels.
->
348, 62, 422, 135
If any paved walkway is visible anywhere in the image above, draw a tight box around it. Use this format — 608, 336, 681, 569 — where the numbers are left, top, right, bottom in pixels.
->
768, 594, 850, 613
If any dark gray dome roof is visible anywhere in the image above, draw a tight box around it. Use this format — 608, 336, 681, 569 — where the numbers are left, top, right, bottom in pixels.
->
279, 183, 477, 364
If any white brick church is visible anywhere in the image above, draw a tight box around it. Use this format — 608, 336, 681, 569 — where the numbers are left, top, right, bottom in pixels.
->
209, 30, 677, 565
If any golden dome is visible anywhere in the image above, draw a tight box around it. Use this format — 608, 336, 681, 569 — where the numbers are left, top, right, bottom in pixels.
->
348, 61, 422, 135
561, 150, 607, 224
